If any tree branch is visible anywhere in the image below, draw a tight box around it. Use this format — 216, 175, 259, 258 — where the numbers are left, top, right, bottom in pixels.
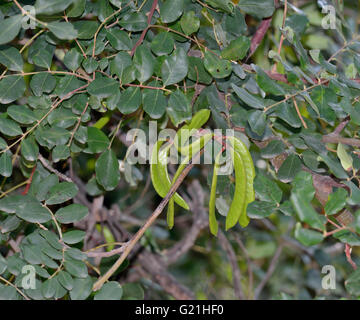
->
92, 149, 203, 291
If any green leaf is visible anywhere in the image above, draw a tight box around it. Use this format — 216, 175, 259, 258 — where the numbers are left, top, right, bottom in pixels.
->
0, 194, 24, 213
133, 45, 155, 83
21, 137, 39, 162
0, 254, 7, 275
41, 127, 71, 146
52, 145, 70, 163
64, 48, 83, 72
70, 276, 93, 300
253, 174, 282, 204
64, 259, 88, 279
167, 89, 192, 126
106, 28, 132, 51
117, 86, 142, 114
0, 15, 22, 45
63, 230, 86, 244
35, 0, 76, 15
66, 0, 86, 17
110, 52, 132, 82
345, 269, 360, 296
231, 84, 265, 109
87, 75, 118, 99
187, 57, 212, 85
0, 76, 26, 104
57, 271, 74, 291
151, 32, 174, 56
290, 191, 325, 231
248, 110, 266, 136
0, 153, 12, 177
204, 50, 232, 79
277, 154, 302, 183
161, 48, 188, 86
0, 118, 22, 137
160, 0, 184, 23
82, 57, 99, 74
55, 75, 84, 99
205, 0, 234, 13
7, 105, 37, 125
294, 223, 324, 246
309, 86, 336, 124
337, 143, 353, 171
15, 196, 52, 223
87, 127, 110, 153
261, 140, 285, 159
319, 153, 348, 179
28, 39, 55, 69
333, 229, 360, 246
142, 85, 167, 119
94, 281, 123, 300
180, 11, 200, 35
73, 21, 99, 39
254, 65, 286, 96
0, 46, 23, 71
247, 201, 277, 219
238, 0, 275, 19
46, 182, 79, 205
48, 108, 78, 128
119, 12, 147, 32
30, 73, 56, 96
324, 188, 348, 215
221, 36, 250, 60
41, 277, 59, 299
1, 215, 21, 233
0, 285, 19, 300
55, 204, 88, 224
48, 22, 78, 40
95, 149, 120, 191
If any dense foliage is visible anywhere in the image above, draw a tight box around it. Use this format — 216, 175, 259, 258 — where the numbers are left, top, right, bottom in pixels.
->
0, 0, 360, 300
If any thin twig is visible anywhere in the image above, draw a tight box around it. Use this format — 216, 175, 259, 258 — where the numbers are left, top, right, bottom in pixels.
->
38, 155, 73, 182
272, 0, 288, 72
234, 234, 254, 300
292, 96, 307, 128
0, 275, 30, 300
254, 244, 283, 299
218, 231, 245, 300
93, 149, 203, 291
130, 0, 158, 56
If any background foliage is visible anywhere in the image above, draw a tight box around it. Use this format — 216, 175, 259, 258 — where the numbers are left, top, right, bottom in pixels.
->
0, 0, 360, 300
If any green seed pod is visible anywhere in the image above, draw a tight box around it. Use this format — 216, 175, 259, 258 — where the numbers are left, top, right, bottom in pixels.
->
174, 109, 211, 153
226, 136, 255, 227
226, 149, 247, 230
209, 152, 221, 236
150, 140, 190, 210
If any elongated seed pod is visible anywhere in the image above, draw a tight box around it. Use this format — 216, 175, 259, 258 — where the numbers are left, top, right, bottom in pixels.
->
150, 140, 189, 210
209, 152, 221, 236
226, 136, 255, 227
174, 109, 211, 153
166, 133, 213, 228
226, 149, 247, 230
177, 132, 213, 157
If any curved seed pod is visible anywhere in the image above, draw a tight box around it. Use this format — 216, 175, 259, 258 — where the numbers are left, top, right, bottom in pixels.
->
166, 133, 213, 228
150, 140, 190, 210
226, 136, 255, 226
177, 132, 213, 156
174, 109, 211, 153
226, 149, 247, 230
209, 152, 222, 236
